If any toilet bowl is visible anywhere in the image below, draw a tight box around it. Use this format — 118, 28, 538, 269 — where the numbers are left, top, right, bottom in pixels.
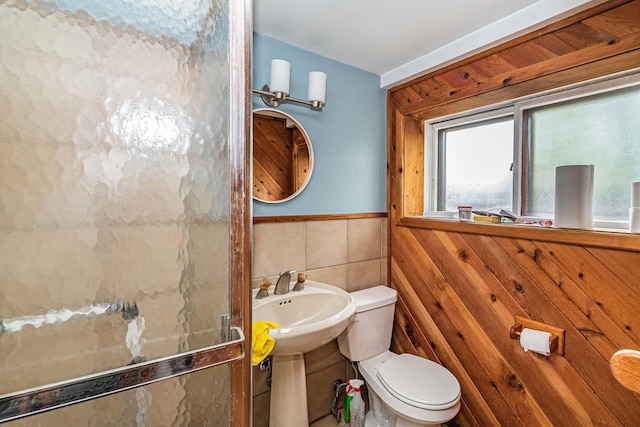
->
337, 286, 461, 426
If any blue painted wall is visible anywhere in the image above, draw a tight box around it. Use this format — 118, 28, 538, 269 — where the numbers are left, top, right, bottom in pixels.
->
252, 33, 387, 216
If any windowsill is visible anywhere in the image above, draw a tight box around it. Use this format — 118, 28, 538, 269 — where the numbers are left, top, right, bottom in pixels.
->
398, 216, 640, 252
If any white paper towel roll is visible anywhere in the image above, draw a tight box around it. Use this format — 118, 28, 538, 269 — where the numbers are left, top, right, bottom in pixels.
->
555, 165, 594, 229
630, 207, 640, 234
520, 328, 551, 355
632, 182, 640, 208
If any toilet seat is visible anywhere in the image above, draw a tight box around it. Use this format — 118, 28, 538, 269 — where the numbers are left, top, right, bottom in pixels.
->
376, 353, 461, 410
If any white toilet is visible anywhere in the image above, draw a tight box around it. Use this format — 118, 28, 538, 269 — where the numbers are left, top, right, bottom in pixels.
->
338, 286, 461, 426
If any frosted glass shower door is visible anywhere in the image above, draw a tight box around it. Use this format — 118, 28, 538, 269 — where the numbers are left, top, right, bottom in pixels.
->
0, 0, 250, 424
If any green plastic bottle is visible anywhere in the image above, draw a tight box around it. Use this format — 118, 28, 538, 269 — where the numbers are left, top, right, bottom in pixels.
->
344, 380, 354, 423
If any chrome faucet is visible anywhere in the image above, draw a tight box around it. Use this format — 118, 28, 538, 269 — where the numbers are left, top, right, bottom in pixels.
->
274, 270, 295, 295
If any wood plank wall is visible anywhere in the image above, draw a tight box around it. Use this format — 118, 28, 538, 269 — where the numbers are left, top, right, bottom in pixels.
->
387, 1, 640, 425
253, 114, 295, 200
253, 114, 311, 201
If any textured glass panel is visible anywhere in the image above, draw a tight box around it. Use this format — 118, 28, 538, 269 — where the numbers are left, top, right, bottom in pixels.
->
0, 0, 232, 421
438, 119, 514, 211
526, 85, 640, 221
4, 366, 230, 427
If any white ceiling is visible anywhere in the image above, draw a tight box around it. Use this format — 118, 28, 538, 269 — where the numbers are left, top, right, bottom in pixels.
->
253, 0, 606, 88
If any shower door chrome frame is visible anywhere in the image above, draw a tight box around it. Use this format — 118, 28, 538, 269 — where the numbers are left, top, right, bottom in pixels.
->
0, 329, 245, 423
229, 0, 253, 425
0, 0, 253, 424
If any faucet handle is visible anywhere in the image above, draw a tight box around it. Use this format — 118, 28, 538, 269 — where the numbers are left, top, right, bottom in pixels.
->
293, 272, 306, 291
256, 277, 272, 299
260, 277, 272, 290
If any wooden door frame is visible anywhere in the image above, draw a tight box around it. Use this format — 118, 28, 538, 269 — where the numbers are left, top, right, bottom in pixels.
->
229, 0, 252, 425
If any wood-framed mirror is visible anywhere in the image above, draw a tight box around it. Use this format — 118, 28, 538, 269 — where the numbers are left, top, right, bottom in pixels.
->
252, 108, 314, 203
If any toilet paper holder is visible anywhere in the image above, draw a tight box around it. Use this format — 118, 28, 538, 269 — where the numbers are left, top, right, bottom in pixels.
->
509, 315, 565, 356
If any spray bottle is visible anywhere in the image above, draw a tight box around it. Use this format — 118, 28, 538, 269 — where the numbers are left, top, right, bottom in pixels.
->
349, 379, 365, 427
344, 380, 354, 423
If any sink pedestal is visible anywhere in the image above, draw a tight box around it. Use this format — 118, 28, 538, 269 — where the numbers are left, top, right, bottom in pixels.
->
270, 354, 308, 427
253, 281, 357, 426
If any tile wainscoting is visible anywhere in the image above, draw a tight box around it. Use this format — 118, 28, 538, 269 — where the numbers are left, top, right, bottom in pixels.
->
252, 215, 387, 426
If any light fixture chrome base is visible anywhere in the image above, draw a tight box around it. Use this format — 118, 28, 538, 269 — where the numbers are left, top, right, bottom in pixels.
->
258, 84, 284, 108
252, 84, 324, 111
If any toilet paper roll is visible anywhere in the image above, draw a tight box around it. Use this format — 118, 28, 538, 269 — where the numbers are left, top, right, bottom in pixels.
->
520, 328, 551, 356
630, 207, 640, 234
632, 182, 640, 208
555, 165, 594, 229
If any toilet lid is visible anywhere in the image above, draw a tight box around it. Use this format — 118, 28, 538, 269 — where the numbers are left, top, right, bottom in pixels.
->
376, 354, 460, 410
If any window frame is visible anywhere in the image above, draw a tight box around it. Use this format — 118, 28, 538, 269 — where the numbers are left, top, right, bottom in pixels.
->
425, 108, 516, 214
423, 69, 640, 229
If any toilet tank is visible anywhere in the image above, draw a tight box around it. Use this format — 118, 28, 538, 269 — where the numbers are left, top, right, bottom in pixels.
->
337, 286, 398, 362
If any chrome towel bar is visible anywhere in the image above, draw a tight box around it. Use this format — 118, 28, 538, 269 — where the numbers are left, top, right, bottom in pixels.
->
0, 327, 244, 423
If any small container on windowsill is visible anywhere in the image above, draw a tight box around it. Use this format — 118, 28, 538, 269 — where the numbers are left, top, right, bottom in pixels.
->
458, 205, 473, 221
473, 214, 501, 223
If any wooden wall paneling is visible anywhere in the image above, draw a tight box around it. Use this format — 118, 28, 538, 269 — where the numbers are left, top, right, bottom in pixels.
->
391, 300, 419, 354
392, 85, 425, 107
252, 158, 281, 199
389, 300, 481, 427
427, 230, 606, 425
398, 216, 640, 251
584, 246, 640, 289
400, 115, 424, 218
387, 1, 640, 425
393, 292, 439, 361
393, 229, 542, 426
292, 127, 310, 189
393, 294, 488, 427
430, 230, 522, 325
583, 1, 640, 36
391, 290, 493, 427
402, 31, 640, 120
466, 54, 516, 81
414, 78, 451, 103
535, 242, 640, 345
390, 244, 501, 426
492, 237, 639, 359
447, 407, 480, 427
388, 0, 631, 96
253, 212, 387, 224
534, 32, 581, 56
253, 115, 294, 199
434, 67, 480, 93
553, 22, 612, 50
407, 46, 640, 122
388, 103, 401, 223
408, 228, 599, 426
458, 233, 639, 424
496, 40, 559, 69
392, 1, 640, 119
494, 238, 640, 420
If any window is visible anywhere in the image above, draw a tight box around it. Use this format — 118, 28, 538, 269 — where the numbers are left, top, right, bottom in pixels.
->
436, 116, 514, 212
425, 72, 640, 229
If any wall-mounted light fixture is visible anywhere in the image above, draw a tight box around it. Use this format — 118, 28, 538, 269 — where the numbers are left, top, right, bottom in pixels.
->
253, 59, 327, 111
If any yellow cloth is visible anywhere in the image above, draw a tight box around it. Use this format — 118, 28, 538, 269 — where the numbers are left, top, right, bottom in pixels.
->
252, 321, 279, 366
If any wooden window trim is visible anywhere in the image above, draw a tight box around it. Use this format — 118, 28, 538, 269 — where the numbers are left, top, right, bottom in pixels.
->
389, 0, 640, 253
397, 216, 640, 251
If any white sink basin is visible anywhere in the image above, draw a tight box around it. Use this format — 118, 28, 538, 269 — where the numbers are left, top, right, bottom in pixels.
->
252, 280, 356, 355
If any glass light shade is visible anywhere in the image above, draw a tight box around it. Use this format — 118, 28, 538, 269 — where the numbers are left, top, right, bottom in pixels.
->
270, 59, 290, 95
307, 71, 326, 103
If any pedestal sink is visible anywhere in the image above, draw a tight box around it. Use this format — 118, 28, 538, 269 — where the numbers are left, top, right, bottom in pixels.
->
253, 280, 356, 427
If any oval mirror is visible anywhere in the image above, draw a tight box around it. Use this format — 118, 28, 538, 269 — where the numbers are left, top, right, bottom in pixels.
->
253, 108, 314, 203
